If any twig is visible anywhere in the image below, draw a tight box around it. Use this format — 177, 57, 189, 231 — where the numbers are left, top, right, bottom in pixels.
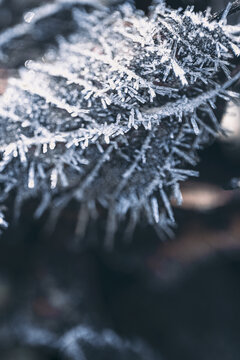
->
211, 0, 240, 21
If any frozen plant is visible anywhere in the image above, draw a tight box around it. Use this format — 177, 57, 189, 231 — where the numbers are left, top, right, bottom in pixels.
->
0, 322, 161, 360
0, 0, 239, 245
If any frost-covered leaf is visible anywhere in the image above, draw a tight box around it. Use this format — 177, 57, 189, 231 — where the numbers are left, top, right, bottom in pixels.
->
0, 0, 239, 244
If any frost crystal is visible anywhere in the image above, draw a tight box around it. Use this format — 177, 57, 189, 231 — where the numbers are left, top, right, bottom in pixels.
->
0, 1, 239, 245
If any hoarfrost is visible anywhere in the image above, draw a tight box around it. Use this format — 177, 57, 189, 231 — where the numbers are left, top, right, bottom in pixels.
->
0, 0, 239, 243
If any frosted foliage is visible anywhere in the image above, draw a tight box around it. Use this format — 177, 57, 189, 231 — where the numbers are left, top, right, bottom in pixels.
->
0, 323, 160, 360
0, 0, 239, 243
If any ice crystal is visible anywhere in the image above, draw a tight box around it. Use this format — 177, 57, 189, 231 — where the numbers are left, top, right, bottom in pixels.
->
0, 0, 239, 245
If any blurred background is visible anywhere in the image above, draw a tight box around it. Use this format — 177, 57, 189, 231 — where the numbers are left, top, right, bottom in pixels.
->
0, 1, 240, 359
